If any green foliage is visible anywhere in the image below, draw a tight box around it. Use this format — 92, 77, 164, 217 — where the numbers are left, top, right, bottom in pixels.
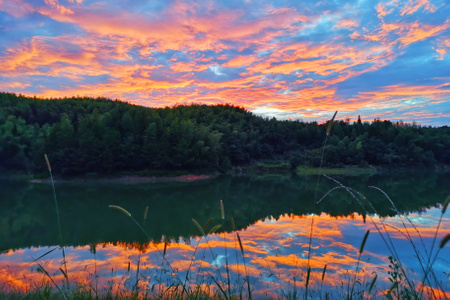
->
386, 256, 414, 300
1, 92, 449, 176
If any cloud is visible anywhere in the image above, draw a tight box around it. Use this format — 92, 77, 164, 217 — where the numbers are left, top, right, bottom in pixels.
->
0, 0, 35, 17
400, 0, 437, 16
0, 0, 448, 125
333, 18, 359, 29
398, 21, 449, 46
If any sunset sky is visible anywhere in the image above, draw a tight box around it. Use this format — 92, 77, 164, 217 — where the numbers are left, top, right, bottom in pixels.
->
0, 0, 449, 125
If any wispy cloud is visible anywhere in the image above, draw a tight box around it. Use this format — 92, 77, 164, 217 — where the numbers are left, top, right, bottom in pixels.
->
0, 0, 448, 125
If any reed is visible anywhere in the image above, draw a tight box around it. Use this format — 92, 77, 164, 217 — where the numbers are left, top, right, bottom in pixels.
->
31, 154, 69, 300
5, 195, 448, 300
307, 111, 337, 300
108, 204, 188, 295
5, 147, 447, 299
191, 217, 227, 298
220, 199, 232, 299
236, 232, 252, 300
348, 230, 370, 299
318, 174, 449, 299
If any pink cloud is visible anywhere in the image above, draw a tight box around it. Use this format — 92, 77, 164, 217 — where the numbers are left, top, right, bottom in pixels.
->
400, 0, 437, 15
351, 84, 449, 106
0, 0, 35, 17
435, 38, 449, 60
1, 0, 448, 125
355, 19, 448, 48
334, 19, 359, 29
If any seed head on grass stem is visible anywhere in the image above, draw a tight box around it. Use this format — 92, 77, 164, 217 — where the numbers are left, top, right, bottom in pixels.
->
191, 217, 226, 298
439, 234, 449, 249
349, 230, 370, 299
359, 230, 370, 254
44, 154, 51, 172
192, 218, 206, 236
219, 200, 231, 299
109, 205, 131, 217
236, 232, 252, 300
442, 196, 449, 214
309, 111, 337, 300
220, 199, 225, 220
108, 204, 188, 294
326, 111, 338, 136
43, 154, 69, 295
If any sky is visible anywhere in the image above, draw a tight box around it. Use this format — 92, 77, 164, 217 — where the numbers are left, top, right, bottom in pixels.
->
0, 0, 449, 125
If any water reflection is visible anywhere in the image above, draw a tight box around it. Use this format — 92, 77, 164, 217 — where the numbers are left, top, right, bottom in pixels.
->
0, 171, 449, 297
0, 171, 448, 250
1, 208, 449, 298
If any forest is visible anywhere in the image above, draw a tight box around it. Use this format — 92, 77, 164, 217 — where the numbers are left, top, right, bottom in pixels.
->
0, 92, 449, 176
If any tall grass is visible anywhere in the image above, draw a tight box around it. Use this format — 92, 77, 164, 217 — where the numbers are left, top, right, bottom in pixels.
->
317, 175, 449, 299
108, 204, 189, 296
32, 154, 69, 300
5, 192, 448, 299
307, 111, 337, 300
2, 142, 448, 300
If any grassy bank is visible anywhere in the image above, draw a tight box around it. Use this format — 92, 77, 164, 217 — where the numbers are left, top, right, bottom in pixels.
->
295, 165, 377, 175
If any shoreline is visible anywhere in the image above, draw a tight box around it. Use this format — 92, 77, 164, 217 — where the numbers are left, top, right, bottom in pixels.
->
1, 163, 448, 184
29, 174, 216, 185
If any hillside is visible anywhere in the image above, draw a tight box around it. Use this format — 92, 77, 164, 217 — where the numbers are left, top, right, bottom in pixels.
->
0, 92, 449, 176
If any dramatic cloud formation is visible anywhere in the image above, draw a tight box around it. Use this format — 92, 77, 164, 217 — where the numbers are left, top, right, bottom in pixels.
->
0, 0, 448, 125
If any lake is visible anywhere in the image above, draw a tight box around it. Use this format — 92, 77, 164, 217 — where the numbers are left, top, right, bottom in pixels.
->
0, 170, 449, 298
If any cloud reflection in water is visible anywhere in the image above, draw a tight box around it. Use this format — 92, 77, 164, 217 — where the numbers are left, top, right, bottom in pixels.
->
1, 208, 448, 298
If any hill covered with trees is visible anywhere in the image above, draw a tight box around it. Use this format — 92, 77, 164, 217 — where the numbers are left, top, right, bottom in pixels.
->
0, 92, 449, 176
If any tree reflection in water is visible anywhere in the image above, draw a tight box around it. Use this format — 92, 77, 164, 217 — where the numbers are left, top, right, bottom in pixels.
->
0, 172, 449, 298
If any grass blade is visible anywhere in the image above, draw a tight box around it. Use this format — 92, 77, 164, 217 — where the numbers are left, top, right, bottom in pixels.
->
144, 206, 149, 220
321, 264, 327, 282
210, 275, 228, 300
368, 274, 377, 294
387, 281, 398, 297
163, 241, 168, 256
192, 218, 206, 236
44, 153, 52, 172
209, 224, 222, 234
442, 196, 449, 214
326, 111, 338, 136
59, 267, 68, 282
236, 233, 244, 256
109, 205, 131, 217
204, 217, 213, 231
32, 246, 59, 262
305, 266, 311, 290
35, 261, 67, 300
220, 199, 225, 220
439, 234, 449, 249
359, 230, 370, 254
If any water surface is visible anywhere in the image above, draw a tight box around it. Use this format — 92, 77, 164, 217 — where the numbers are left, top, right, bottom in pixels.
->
1, 171, 449, 298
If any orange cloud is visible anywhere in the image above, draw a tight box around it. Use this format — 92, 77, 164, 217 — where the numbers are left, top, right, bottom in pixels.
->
334, 19, 359, 29
399, 21, 450, 46
0, 36, 99, 79
222, 55, 261, 68
355, 83, 449, 100
375, 2, 393, 19
1, 0, 448, 126
400, 0, 437, 16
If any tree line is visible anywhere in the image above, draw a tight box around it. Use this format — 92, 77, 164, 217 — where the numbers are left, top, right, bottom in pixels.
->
0, 92, 448, 176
